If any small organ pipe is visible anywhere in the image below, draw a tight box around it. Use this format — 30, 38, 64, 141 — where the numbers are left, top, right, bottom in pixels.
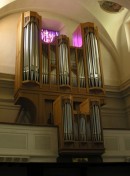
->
42, 45, 49, 84
63, 101, 73, 141
78, 60, 81, 86
67, 102, 72, 140
59, 43, 63, 84
65, 103, 68, 139
66, 103, 69, 140
30, 20, 35, 80
95, 105, 100, 141
92, 33, 97, 87
69, 103, 73, 140
24, 23, 30, 80
95, 105, 102, 141
79, 115, 86, 141
91, 103, 102, 142
35, 23, 39, 81
86, 33, 94, 87
24, 27, 28, 80
89, 33, 95, 87
78, 58, 85, 88
91, 33, 99, 87
74, 116, 78, 140
91, 105, 97, 141
23, 27, 26, 80
92, 34, 98, 87
51, 69, 56, 84
63, 103, 67, 140
95, 37, 102, 87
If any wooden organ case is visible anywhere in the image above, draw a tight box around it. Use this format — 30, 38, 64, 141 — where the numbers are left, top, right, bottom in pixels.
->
14, 11, 105, 161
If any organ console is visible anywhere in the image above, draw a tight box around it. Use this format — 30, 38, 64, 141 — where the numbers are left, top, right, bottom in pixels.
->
14, 11, 105, 161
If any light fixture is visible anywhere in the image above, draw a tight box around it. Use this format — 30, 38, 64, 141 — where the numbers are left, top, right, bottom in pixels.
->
41, 29, 59, 43
98, 0, 124, 13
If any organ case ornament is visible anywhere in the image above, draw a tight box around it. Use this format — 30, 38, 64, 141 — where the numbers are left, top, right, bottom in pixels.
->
15, 11, 105, 161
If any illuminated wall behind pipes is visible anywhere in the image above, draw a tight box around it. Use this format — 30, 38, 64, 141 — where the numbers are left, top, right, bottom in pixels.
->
41, 29, 59, 43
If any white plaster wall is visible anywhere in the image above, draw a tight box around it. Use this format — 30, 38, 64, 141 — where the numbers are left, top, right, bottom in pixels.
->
0, 13, 20, 74
100, 41, 121, 86
117, 22, 130, 83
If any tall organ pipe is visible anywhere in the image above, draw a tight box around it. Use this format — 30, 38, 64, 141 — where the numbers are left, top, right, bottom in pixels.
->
74, 115, 79, 140
78, 53, 85, 88
79, 115, 86, 141
85, 29, 102, 88
91, 103, 102, 142
63, 101, 73, 141
23, 17, 39, 82
42, 44, 48, 84
58, 41, 69, 85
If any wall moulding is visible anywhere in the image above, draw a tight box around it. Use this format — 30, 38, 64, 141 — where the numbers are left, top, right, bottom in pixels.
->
0, 73, 130, 128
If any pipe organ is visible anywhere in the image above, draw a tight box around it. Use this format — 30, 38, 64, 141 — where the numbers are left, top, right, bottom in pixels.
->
15, 11, 105, 160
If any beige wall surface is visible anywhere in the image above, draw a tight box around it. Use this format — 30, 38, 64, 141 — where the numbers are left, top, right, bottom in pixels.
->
0, 13, 20, 74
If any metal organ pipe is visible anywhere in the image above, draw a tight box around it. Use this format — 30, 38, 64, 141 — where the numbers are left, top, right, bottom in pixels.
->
50, 47, 56, 84
23, 17, 39, 82
86, 33, 93, 87
85, 29, 102, 88
78, 58, 85, 88
63, 101, 73, 141
59, 41, 69, 85
35, 22, 39, 81
79, 115, 86, 141
42, 44, 48, 84
74, 115, 78, 141
95, 105, 102, 141
30, 19, 35, 80
91, 103, 102, 142
24, 24, 30, 80
95, 36, 102, 87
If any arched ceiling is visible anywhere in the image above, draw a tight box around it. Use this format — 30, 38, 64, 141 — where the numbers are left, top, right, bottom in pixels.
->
0, 0, 130, 69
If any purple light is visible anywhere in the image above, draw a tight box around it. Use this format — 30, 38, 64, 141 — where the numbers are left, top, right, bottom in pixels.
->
72, 25, 83, 47
73, 35, 82, 47
41, 29, 59, 43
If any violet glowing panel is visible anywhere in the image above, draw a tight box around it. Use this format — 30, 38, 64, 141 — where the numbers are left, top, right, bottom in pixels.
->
73, 34, 82, 47
73, 26, 83, 47
41, 29, 59, 43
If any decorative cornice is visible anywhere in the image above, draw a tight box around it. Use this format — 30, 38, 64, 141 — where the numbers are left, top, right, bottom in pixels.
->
120, 79, 130, 90
0, 104, 20, 110
0, 73, 130, 96
0, 73, 15, 81
0, 73, 14, 88
0, 98, 14, 103
105, 79, 130, 98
